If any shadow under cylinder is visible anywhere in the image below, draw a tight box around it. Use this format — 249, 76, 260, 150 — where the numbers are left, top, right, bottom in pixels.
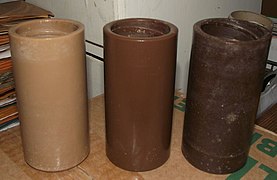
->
9, 19, 90, 171
103, 18, 178, 171
182, 18, 271, 174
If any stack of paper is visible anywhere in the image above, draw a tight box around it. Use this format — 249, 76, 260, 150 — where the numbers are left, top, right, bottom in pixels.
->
0, 1, 53, 132
0, 48, 18, 132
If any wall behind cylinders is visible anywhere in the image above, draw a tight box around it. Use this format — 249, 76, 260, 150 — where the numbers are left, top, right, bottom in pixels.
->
26, 0, 115, 98
26, 0, 261, 98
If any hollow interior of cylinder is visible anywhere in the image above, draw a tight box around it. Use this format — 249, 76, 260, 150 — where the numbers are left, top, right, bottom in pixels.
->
201, 22, 257, 41
15, 21, 79, 38
111, 20, 171, 38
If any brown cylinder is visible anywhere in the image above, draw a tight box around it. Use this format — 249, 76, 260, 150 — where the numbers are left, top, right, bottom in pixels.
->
182, 18, 271, 174
103, 18, 178, 171
9, 19, 89, 171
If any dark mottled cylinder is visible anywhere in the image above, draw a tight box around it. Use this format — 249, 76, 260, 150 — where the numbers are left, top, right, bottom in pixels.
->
182, 18, 271, 174
103, 18, 178, 171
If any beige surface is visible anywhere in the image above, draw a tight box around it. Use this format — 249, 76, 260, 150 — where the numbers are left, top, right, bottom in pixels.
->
0, 94, 276, 179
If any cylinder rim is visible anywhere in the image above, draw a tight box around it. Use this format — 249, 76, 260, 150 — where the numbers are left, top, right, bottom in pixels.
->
194, 18, 271, 44
229, 10, 273, 31
9, 18, 84, 41
103, 18, 178, 42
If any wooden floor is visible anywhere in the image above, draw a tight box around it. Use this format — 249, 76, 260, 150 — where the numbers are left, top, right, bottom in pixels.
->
256, 103, 277, 133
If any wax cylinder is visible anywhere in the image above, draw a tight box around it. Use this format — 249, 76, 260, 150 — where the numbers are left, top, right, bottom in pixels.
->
103, 18, 178, 171
9, 19, 89, 171
182, 18, 271, 174
229, 10, 273, 31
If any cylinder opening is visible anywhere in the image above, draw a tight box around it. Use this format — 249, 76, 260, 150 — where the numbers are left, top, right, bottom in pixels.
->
111, 19, 171, 38
229, 11, 273, 31
201, 22, 257, 41
231, 11, 262, 20
15, 20, 80, 38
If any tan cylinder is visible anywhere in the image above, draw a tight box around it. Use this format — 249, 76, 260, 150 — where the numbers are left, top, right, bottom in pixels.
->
229, 10, 273, 31
9, 19, 89, 171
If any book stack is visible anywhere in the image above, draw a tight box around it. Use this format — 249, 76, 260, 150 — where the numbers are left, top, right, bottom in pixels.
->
0, 1, 53, 132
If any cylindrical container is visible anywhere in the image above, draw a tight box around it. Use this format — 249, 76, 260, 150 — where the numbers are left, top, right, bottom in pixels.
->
229, 10, 273, 31
229, 11, 273, 114
182, 18, 271, 174
9, 19, 89, 171
103, 18, 178, 171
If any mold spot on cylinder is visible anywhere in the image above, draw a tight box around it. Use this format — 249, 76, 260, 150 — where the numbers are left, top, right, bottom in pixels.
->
226, 112, 238, 124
